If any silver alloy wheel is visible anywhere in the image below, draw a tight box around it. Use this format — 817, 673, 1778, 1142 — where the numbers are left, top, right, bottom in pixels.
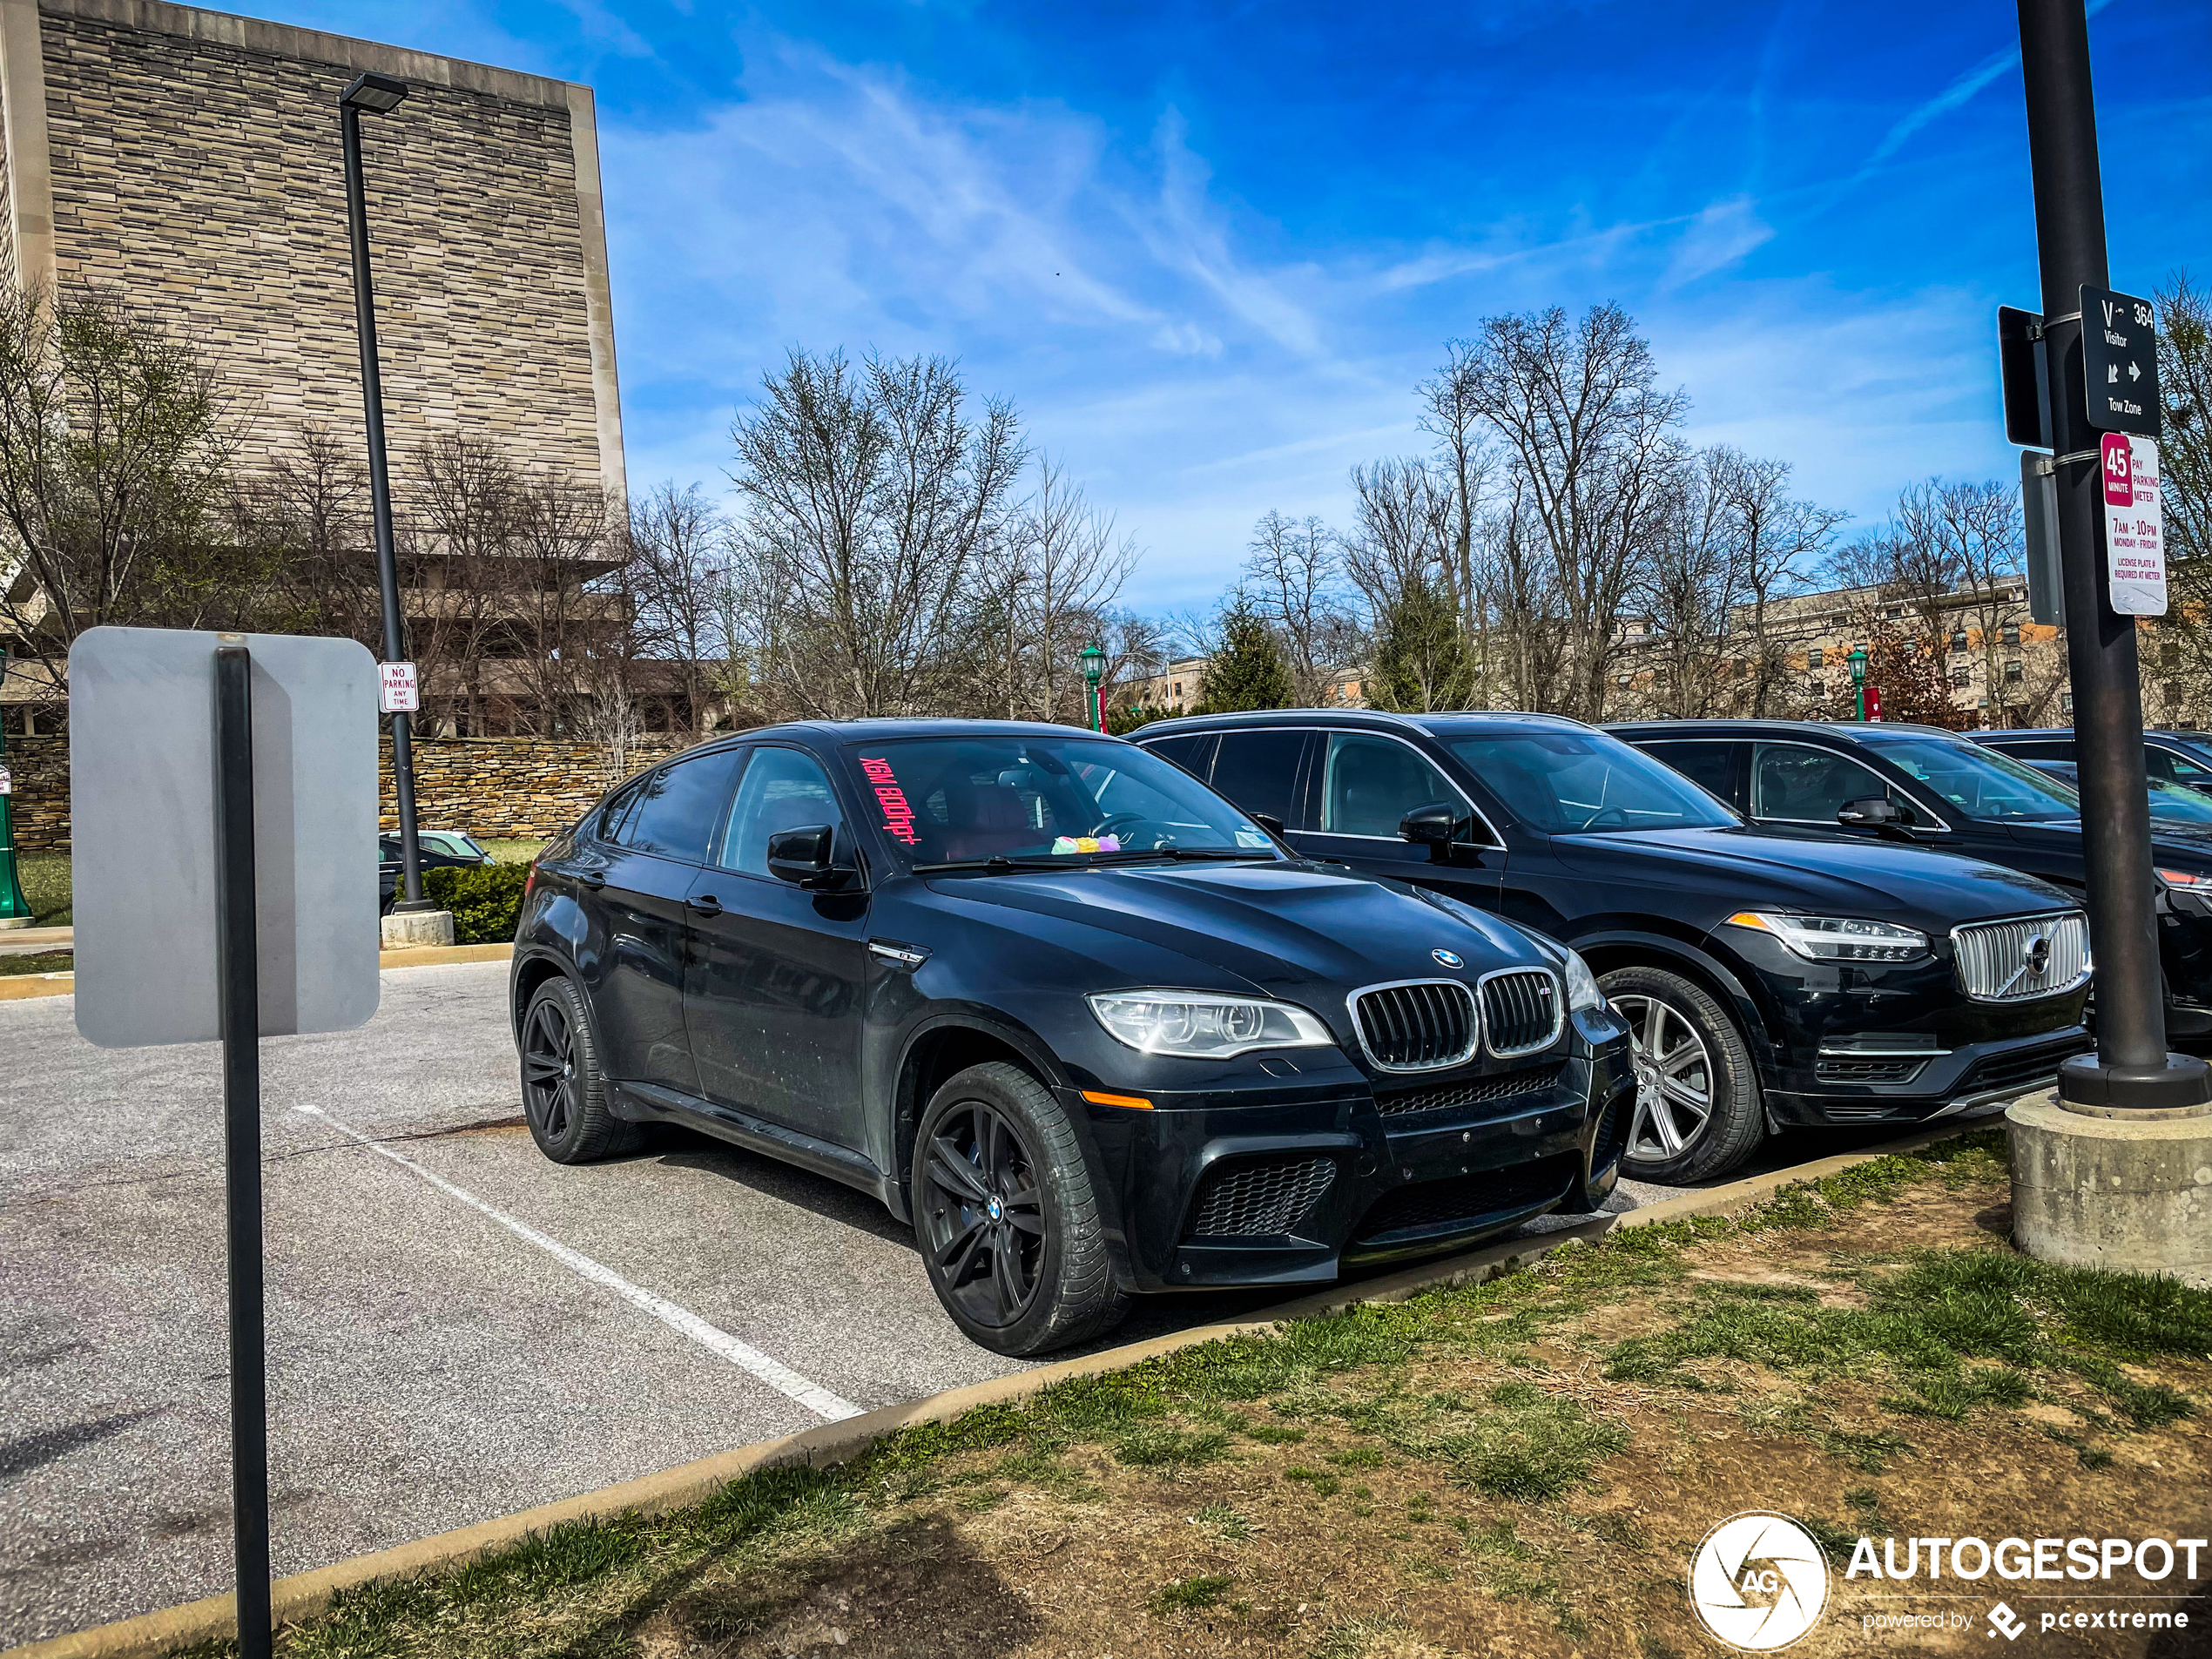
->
1611, 992, 1716, 1162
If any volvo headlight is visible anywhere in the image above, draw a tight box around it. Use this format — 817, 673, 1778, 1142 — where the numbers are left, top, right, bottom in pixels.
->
1087, 991, 1334, 1059
1562, 948, 1606, 1011
1723, 912, 1928, 963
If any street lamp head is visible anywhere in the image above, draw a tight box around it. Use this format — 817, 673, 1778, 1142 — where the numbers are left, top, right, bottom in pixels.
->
1081, 644, 1105, 688
341, 71, 410, 113
1847, 646, 1868, 683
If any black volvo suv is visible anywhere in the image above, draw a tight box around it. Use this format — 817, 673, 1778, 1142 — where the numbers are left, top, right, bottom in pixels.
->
512, 721, 1633, 1355
1135, 711, 2092, 1184
1610, 719, 2212, 1045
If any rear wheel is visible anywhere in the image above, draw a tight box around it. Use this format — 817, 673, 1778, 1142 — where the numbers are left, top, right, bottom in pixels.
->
913, 1062, 1128, 1357
519, 976, 640, 1163
1600, 965, 1764, 1184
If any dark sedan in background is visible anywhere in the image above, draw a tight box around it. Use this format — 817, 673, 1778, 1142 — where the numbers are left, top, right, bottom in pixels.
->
1136, 711, 2092, 1184
1611, 720, 2212, 1045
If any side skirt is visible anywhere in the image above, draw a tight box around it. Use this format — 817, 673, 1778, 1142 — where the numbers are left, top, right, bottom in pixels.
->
613, 1081, 899, 1211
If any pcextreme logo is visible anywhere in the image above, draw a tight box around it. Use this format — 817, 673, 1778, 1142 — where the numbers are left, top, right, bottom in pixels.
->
1689, 1512, 1831, 1651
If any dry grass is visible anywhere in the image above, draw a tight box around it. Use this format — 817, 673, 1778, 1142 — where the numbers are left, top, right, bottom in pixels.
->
195, 1130, 2210, 1659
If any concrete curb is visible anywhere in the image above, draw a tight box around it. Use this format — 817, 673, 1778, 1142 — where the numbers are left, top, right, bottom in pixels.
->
0, 945, 513, 1003
2, 1114, 2003, 1659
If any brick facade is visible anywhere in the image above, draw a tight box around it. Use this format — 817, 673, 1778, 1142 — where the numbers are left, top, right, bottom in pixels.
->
0, 0, 624, 496
2, 733, 693, 851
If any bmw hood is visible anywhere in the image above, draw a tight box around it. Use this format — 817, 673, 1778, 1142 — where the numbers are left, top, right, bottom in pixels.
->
1551, 827, 2075, 927
922, 860, 1549, 998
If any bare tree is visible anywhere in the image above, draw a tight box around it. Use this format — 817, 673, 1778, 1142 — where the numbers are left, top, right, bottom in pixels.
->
626, 481, 729, 736
728, 348, 1027, 718
988, 455, 1137, 722
1722, 453, 1842, 717
1345, 457, 1450, 618
0, 283, 237, 651
2146, 273, 2210, 725
1244, 509, 1359, 705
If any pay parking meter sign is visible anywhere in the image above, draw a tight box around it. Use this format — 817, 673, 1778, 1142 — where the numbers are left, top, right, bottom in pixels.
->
2102, 433, 2166, 617
378, 659, 419, 713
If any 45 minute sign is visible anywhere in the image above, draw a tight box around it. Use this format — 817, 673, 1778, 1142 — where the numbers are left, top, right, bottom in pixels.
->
2080, 284, 2162, 439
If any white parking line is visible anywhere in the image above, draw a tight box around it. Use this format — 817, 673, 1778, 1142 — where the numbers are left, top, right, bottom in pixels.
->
294, 1105, 863, 1422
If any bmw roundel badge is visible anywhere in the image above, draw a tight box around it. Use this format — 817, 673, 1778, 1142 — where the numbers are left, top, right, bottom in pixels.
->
1432, 948, 1465, 969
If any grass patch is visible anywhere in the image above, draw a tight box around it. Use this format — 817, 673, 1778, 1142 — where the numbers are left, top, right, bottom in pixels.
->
15, 850, 70, 926
1114, 1425, 1231, 1468
1148, 1573, 1233, 1615
0, 948, 72, 976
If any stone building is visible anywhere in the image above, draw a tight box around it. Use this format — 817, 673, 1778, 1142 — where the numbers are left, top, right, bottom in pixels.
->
0, 0, 623, 493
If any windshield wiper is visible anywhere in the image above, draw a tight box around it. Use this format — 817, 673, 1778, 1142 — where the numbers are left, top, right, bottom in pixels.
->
911, 855, 1087, 875
912, 846, 1273, 876
1094, 846, 1273, 864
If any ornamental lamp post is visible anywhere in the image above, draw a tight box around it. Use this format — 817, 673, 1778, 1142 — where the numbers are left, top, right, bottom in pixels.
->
1081, 644, 1106, 732
339, 70, 434, 924
0, 644, 31, 928
1847, 646, 1868, 722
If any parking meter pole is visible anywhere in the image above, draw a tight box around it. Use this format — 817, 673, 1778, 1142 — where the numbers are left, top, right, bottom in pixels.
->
0, 645, 30, 927
341, 101, 427, 914
213, 645, 273, 1659
2018, 0, 2208, 1111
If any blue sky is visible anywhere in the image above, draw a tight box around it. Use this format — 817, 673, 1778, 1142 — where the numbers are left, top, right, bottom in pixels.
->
256, 0, 2209, 610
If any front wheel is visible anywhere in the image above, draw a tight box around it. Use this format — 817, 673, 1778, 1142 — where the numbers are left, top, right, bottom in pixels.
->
1599, 965, 1765, 1184
913, 1062, 1129, 1356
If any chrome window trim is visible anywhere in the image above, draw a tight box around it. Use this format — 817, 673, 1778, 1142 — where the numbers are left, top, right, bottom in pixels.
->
1298, 726, 1507, 849
1346, 977, 1482, 1073
1476, 966, 1565, 1058
1948, 910, 2093, 1003
1748, 738, 1952, 834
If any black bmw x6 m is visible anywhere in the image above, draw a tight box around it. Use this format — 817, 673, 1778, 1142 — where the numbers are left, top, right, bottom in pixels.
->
1136, 711, 2093, 1184
511, 721, 1634, 1355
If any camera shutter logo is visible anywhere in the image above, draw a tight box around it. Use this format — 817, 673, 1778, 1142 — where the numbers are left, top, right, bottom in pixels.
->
1689, 1512, 1831, 1650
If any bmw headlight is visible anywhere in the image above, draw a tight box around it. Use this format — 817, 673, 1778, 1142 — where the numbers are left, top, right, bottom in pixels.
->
1561, 948, 1606, 1011
1723, 912, 1928, 963
1087, 991, 1334, 1059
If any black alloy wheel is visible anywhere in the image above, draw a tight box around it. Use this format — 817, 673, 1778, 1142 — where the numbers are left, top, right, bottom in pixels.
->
912, 1062, 1129, 1356
518, 976, 638, 1163
920, 1100, 1046, 1327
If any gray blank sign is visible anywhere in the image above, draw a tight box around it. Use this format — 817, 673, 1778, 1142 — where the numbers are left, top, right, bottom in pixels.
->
70, 627, 381, 1048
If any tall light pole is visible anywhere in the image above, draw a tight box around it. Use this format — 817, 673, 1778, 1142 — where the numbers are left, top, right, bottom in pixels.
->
0, 645, 31, 928
340, 71, 430, 914
2017, 0, 2206, 1113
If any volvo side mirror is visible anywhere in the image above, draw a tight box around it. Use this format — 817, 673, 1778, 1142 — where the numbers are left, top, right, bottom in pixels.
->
1399, 801, 1460, 854
766, 824, 853, 889
1838, 796, 1901, 827
1251, 812, 1286, 840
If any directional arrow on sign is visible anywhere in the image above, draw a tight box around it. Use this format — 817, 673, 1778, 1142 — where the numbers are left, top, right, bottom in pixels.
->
2129, 361, 2141, 381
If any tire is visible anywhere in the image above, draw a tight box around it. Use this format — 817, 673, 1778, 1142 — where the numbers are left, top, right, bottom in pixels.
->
1599, 965, 1765, 1184
911, 1062, 1129, 1357
518, 975, 641, 1163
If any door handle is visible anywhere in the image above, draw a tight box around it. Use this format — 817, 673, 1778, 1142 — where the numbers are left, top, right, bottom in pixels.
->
686, 894, 724, 917
577, 871, 606, 890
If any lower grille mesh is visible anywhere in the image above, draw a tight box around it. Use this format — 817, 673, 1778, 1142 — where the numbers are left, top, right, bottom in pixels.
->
1187, 1155, 1336, 1238
1352, 1154, 1577, 1244
1374, 1066, 1563, 1118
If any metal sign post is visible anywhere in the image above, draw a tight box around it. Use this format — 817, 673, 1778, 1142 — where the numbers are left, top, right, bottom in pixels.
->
70, 626, 380, 1656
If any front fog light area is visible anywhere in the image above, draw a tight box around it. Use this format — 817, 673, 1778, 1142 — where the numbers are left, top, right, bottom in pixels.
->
1724, 911, 1929, 963
1088, 991, 1334, 1059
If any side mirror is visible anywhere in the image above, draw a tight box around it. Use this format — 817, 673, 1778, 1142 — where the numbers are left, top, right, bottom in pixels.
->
1251, 812, 1286, 840
1838, 796, 1902, 827
766, 824, 852, 889
1399, 800, 1460, 852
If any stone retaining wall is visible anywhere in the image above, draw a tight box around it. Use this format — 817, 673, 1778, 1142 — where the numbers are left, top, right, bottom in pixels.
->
0, 734, 690, 851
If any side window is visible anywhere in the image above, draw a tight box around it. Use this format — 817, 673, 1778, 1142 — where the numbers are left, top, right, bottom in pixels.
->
1642, 740, 1741, 806
719, 747, 843, 877
1142, 732, 1217, 779
2000, 740, 2076, 762
1751, 745, 1904, 825
1208, 730, 1308, 826
617, 749, 744, 863
1320, 732, 1466, 839
2148, 746, 2212, 791
597, 777, 648, 843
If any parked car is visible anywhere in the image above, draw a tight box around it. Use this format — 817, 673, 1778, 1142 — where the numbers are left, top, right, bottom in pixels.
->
1134, 711, 2093, 1184
2004, 759, 2212, 830
1608, 719, 2212, 1045
511, 721, 1635, 1356
379, 830, 495, 914
1971, 726, 2212, 798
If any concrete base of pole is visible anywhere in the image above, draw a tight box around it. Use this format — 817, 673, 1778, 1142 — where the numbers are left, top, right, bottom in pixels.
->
0, 914, 30, 929
380, 909, 455, 949
2007, 1090, 2212, 1286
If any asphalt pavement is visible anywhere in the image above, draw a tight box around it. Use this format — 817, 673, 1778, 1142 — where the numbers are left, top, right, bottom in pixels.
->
0, 961, 1976, 1646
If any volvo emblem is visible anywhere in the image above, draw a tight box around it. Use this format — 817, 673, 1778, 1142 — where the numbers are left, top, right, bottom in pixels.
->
1432, 948, 1465, 969
2024, 933, 2052, 976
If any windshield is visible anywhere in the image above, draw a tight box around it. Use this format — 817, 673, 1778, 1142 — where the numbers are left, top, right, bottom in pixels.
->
1862, 735, 2080, 822
2148, 776, 2212, 826
1445, 729, 1739, 833
847, 734, 1278, 867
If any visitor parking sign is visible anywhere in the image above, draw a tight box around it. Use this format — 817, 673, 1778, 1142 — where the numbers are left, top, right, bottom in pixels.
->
2101, 434, 2165, 617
